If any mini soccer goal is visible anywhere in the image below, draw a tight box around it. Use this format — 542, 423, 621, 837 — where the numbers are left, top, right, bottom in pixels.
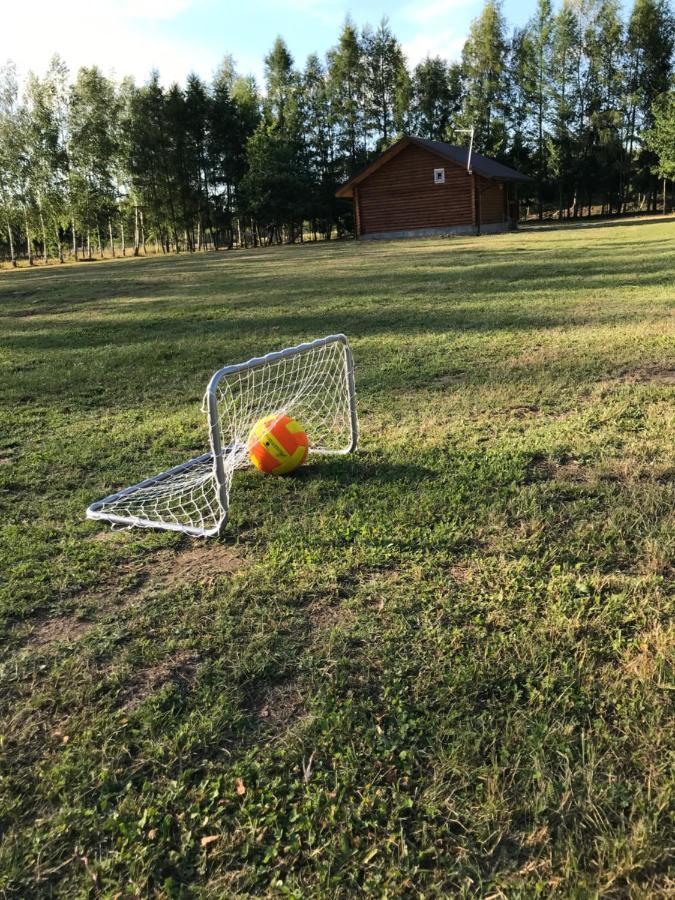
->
86, 334, 357, 537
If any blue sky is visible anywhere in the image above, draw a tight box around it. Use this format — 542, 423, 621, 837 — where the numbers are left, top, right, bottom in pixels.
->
6, 0, 625, 88
7, 0, 538, 86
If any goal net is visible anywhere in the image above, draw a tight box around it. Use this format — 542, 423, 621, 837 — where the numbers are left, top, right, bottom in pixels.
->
86, 335, 357, 537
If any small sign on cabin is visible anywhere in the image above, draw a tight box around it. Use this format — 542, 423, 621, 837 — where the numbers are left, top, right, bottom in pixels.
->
434, 168, 445, 184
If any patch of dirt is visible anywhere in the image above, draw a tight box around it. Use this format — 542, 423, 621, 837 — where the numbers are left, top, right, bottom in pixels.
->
530, 457, 589, 483
121, 650, 201, 710
509, 404, 541, 418
252, 679, 308, 730
432, 372, 465, 386
29, 616, 95, 647
616, 365, 675, 385
306, 599, 354, 632
449, 564, 475, 584
144, 543, 245, 590
621, 624, 673, 683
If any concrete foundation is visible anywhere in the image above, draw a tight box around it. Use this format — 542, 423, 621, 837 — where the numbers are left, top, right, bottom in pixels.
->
359, 222, 510, 241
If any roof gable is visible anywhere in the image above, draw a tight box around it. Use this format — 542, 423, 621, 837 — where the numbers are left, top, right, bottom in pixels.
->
336, 136, 532, 198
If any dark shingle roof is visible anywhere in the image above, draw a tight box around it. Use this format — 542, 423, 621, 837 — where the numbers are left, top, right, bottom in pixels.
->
335, 135, 533, 197
408, 137, 533, 182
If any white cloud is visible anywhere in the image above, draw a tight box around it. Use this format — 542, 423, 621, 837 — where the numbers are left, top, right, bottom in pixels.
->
3, 0, 214, 86
399, 0, 476, 68
402, 30, 466, 67
402, 0, 476, 25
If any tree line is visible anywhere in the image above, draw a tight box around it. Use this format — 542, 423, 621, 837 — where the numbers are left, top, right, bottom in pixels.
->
1, 0, 674, 265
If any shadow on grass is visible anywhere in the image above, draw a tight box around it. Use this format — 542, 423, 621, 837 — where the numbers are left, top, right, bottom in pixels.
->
520, 214, 675, 232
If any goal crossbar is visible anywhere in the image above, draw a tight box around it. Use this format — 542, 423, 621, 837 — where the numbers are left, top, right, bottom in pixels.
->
86, 335, 357, 537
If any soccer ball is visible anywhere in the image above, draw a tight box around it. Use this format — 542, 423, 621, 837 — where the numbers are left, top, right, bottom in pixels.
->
247, 414, 309, 475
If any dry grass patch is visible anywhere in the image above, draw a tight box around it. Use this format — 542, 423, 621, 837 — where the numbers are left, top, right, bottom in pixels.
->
617, 365, 675, 385
121, 649, 201, 711
27, 615, 95, 648
621, 624, 674, 684
304, 598, 354, 632
254, 679, 308, 731
146, 542, 245, 590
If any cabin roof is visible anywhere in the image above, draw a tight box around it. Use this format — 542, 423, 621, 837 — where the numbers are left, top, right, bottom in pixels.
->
336, 135, 533, 198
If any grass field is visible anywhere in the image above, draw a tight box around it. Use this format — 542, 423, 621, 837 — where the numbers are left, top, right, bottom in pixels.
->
1, 218, 674, 896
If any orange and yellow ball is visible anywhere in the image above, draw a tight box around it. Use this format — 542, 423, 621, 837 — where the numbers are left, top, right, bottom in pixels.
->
247, 414, 309, 475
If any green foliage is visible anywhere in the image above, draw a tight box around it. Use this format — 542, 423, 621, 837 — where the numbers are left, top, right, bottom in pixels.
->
410, 57, 462, 140
459, 0, 510, 156
645, 81, 675, 179
0, 222, 673, 894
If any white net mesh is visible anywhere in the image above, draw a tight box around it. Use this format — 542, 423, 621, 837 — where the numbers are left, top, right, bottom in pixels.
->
86, 335, 357, 536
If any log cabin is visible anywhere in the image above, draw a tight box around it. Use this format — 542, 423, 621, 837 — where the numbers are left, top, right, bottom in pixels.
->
336, 135, 533, 241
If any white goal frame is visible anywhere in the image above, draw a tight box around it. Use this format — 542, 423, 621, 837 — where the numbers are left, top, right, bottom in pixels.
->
86, 334, 357, 537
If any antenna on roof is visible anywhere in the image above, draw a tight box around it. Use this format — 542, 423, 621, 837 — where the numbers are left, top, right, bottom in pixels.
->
456, 127, 474, 175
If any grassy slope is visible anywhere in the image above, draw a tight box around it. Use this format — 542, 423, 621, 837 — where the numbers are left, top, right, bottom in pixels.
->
0, 220, 673, 897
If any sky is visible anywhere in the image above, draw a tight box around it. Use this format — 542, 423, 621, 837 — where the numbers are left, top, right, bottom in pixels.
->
3, 0, 624, 89
3, 0, 545, 87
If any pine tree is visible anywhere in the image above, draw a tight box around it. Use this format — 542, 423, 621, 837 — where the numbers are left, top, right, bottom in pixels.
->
302, 53, 336, 237
625, 0, 675, 209
362, 18, 408, 149
645, 79, 675, 209
410, 57, 461, 139
587, 0, 625, 213
327, 20, 367, 180
459, 0, 510, 156
524, 0, 554, 217
550, 1, 581, 217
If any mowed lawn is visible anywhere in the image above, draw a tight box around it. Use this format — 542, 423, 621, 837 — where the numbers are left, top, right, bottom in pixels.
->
1, 219, 673, 896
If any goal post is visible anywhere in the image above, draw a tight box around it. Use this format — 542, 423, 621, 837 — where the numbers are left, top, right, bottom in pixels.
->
86, 334, 358, 537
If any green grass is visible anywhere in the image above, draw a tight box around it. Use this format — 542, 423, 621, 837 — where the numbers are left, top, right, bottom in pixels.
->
1, 218, 674, 897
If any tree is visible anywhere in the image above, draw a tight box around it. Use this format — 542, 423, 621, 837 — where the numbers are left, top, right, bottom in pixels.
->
21, 58, 70, 262
362, 18, 408, 148
327, 20, 367, 180
69, 66, 120, 257
301, 53, 336, 237
549, 0, 581, 217
645, 80, 675, 208
586, 0, 625, 214
208, 64, 260, 248
0, 63, 21, 266
459, 0, 510, 156
523, 0, 554, 217
264, 37, 296, 133
410, 57, 461, 140
624, 0, 675, 209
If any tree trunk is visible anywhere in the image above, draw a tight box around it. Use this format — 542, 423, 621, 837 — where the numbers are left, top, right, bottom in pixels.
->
39, 209, 48, 264
108, 218, 115, 258
96, 222, 103, 258
25, 209, 34, 265
55, 223, 63, 263
661, 179, 666, 214
133, 205, 140, 256
87, 228, 92, 260
72, 219, 78, 261
121, 220, 126, 256
140, 209, 146, 254
7, 222, 16, 267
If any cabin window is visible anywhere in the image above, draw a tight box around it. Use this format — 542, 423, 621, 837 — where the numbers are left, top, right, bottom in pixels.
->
434, 168, 445, 184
